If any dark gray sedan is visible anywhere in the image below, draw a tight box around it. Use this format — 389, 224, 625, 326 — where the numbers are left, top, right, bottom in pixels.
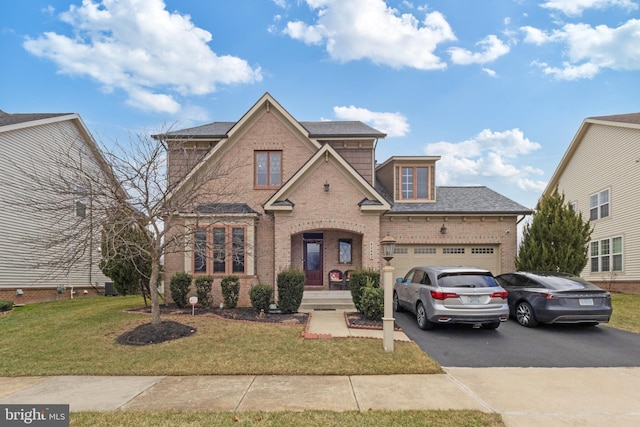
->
495, 272, 612, 327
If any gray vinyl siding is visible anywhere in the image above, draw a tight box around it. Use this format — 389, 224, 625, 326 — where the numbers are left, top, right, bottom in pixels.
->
0, 120, 110, 289
554, 123, 640, 282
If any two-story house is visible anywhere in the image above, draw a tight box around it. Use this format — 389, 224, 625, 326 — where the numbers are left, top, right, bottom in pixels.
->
544, 113, 640, 293
0, 110, 112, 303
158, 93, 530, 306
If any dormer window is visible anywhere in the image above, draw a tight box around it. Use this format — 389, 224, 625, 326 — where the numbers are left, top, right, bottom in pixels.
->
401, 166, 429, 200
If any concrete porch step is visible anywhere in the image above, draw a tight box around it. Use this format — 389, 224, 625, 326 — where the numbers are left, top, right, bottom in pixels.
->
300, 290, 355, 311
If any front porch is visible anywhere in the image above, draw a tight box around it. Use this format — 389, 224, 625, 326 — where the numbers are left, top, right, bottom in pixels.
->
291, 230, 363, 290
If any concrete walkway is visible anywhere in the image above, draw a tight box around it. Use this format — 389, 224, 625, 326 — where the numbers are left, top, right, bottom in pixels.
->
1, 310, 639, 427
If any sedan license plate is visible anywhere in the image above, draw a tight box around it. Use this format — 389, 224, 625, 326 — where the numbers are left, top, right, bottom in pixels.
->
468, 295, 480, 303
579, 298, 594, 306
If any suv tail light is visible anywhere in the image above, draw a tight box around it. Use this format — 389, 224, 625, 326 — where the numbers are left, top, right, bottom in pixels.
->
430, 290, 459, 300
490, 291, 508, 299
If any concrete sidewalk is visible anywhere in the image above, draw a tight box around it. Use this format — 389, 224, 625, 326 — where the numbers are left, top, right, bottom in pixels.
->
1, 310, 639, 426
2, 369, 640, 426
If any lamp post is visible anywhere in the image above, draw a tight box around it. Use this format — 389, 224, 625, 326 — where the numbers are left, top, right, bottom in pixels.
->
380, 233, 396, 352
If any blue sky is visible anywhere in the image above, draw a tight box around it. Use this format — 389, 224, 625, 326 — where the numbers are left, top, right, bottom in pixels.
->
2, 0, 640, 210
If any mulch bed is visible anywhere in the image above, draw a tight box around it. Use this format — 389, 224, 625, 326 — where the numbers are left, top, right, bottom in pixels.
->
119, 304, 398, 346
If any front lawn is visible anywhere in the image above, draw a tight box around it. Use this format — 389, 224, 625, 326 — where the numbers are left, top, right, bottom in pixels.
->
0, 296, 440, 376
609, 292, 640, 333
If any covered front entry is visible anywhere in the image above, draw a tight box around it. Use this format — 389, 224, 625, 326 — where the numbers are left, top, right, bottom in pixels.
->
292, 230, 363, 289
303, 233, 323, 286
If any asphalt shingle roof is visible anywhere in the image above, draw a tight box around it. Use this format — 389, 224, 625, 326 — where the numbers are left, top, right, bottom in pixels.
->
0, 110, 70, 127
589, 113, 640, 125
387, 186, 531, 215
195, 203, 259, 215
157, 121, 385, 139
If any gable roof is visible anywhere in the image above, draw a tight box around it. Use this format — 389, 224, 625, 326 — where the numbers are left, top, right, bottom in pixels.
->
386, 186, 531, 215
264, 143, 391, 212
544, 112, 640, 197
161, 93, 386, 204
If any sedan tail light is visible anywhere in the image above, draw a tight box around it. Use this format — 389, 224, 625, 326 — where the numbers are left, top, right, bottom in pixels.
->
490, 291, 508, 299
430, 290, 459, 300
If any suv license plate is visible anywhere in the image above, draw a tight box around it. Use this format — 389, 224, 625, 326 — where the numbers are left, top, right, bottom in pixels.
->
579, 298, 594, 306
468, 295, 480, 303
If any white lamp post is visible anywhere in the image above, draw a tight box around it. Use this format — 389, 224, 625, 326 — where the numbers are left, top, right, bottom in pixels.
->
380, 233, 396, 352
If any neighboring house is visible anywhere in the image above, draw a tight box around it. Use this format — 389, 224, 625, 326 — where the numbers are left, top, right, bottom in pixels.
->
157, 93, 530, 306
0, 110, 112, 303
543, 113, 640, 293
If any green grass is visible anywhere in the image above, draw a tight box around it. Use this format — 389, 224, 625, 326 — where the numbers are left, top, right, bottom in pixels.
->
71, 410, 504, 427
0, 296, 440, 376
609, 292, 640, 333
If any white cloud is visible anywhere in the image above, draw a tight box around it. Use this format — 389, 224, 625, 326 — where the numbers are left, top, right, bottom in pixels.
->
423, 129, 546, 192
449, 35, 510, 65
482, 67, 497, 77
333, 105, 409, 137
283, 0, 456, 70
522, 19, 640, 80
23, 0, 262, 113
540, 0, 638, 16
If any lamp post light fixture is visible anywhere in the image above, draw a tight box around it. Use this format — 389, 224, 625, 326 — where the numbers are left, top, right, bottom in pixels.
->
440, 224, 447, 234
380, 233, 396, 352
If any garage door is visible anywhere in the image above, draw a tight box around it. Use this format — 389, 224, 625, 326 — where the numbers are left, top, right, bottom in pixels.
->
392, 245, 500, 280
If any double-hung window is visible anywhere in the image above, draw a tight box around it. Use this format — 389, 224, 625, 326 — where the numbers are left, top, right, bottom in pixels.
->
590, 236, 623, 273
589, 189, 609, 221
255, 151, 282, 188
401, 166, 428, 199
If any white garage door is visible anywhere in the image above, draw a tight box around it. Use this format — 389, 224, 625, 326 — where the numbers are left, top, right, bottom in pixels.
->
392, 245, 500, 280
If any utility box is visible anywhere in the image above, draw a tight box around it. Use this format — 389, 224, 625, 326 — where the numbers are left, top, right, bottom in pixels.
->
104, 282, 117, 296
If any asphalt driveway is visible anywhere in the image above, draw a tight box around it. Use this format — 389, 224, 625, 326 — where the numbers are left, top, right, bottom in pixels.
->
394, 311, 640, 367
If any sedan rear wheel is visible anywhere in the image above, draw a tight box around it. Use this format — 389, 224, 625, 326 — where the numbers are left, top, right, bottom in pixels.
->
393, 292, 404, 312
416, 302, 434, 330
516, 301, 538, 327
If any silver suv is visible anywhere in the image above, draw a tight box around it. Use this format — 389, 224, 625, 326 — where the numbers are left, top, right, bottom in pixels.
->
394, 266, 509, 330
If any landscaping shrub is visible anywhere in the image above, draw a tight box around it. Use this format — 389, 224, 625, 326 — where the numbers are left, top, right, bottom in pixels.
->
220, 275, 240, 309
170, 272, 192, 308
277, 268, 305, 313
194, 276, 213, 308
349, 269, 381, 313
250, 284, 273, 313
360, 285, 384, 320
0, 300, 13, 312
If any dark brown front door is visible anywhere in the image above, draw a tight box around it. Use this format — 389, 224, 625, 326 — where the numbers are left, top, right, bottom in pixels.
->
304, 239, 323, 286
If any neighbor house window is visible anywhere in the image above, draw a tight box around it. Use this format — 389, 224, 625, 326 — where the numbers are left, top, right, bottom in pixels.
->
255, 151, 282, 188
589, 189, 609, 221
590, 236, 623, 273
75, 185, 88, 218
401, 167, 428, 199
194, 226, 247, 275
339, 239, 352, 264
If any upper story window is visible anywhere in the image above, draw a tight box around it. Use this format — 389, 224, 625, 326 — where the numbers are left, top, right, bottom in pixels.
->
401, 166, 428, 199
255, 151, 282, 188
589, 189, 609, 221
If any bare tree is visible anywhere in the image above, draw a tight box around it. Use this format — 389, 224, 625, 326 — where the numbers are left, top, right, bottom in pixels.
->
9, 124, 247, 325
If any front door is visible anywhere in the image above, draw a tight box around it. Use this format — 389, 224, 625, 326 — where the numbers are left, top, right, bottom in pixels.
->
304, 239, 323, 286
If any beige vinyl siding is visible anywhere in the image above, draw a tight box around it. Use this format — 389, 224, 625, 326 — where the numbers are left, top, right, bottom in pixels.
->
0, 120, 110, 290
554, 123, 640, 282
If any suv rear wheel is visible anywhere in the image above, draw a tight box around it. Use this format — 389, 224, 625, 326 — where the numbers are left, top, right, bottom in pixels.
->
416, 302, 434, 330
